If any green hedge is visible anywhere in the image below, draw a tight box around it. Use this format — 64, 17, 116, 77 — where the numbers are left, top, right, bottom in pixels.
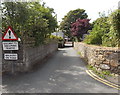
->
84, 9, 120, 47
84, 17, 110, 45
102, 9, 120, 47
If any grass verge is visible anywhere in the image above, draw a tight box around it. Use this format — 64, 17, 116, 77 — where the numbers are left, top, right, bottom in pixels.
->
87, 65, 113, 79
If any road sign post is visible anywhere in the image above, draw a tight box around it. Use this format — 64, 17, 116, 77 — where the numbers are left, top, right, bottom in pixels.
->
2, 26, 19, 74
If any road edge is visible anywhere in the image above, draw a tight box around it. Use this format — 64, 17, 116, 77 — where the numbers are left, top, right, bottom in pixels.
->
86, 70, 120, 90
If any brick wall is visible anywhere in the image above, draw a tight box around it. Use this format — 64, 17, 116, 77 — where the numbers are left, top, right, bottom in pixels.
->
74, 42, 120, 74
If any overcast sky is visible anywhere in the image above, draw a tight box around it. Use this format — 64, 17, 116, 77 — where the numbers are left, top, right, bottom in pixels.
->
43, 0, 119, 22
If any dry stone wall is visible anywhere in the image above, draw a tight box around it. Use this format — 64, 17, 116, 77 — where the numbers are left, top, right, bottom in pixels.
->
74, 42, 120, 74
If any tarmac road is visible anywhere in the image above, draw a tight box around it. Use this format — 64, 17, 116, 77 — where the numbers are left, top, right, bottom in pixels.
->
2, 46, 119, 93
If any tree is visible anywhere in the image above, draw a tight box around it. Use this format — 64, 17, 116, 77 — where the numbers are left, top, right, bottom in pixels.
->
71, 19, 91, 41
60, 9, 88, 37
84, 17, 110, 45
84, 9, 120, 47
2, 2, 58, 45
102, 9, 120, 47
2, 2, 29, 37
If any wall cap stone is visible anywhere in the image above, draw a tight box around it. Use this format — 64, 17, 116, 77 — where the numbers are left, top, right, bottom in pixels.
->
75, 42, 119, 51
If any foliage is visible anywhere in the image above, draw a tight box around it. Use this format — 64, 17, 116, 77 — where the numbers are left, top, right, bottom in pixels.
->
59, 9, 88, 37
102, 9, 120, 47
84, 17, 110, 45
77, 51, 82, 56
2, 2, 58, 46
87, 65, 112, 79
84, 9, 120, 47
70, 18, 91, 41
2, 2, 29, 37
49, 35, 63, 40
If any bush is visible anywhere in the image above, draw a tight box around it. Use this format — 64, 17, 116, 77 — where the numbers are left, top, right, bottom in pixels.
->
102, 9, 120, 47
84, 9, 120, 47
49, 35, 63, 40
84, 17, 110, 45
2, 2, 58, 46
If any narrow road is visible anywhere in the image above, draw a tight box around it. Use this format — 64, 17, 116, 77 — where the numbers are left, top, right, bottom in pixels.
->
2, 47, 118, 93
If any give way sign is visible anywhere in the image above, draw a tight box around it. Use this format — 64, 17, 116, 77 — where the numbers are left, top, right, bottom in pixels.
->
2, 26, 18, 41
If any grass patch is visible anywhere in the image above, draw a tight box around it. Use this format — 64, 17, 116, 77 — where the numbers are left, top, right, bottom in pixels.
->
78, 51, 82, 56
87, 65, 112, 79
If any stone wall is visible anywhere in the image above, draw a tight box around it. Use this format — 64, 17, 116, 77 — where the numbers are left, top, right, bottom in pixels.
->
2, 42, 24, 72
23, 42, 58, 71
74, 42, 120, 74
2, 41, 58, 73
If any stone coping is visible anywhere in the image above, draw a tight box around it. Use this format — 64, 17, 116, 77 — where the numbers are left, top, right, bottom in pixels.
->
75, 42, 120, 51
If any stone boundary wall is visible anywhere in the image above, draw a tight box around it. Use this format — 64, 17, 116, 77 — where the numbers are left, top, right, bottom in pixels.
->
2, 42, 24, 72
2, 41, 58, 73
23, 42, 58, 71
74, 42, 120, 74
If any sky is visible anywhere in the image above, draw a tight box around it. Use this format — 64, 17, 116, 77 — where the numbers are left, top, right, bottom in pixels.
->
43, 0, 120, 23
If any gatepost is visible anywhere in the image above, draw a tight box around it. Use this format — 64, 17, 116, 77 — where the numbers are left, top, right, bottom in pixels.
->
2, 26, 18, 74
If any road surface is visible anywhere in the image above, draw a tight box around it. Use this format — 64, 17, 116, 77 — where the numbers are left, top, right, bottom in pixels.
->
2, 47, 118, 93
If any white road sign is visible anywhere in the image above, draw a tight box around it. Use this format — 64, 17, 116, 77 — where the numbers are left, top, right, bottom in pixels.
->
2, 42, 18, 50
4, 53, 18, 60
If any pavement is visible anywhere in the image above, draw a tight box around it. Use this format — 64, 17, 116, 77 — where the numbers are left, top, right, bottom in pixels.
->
2, 46, 119, 93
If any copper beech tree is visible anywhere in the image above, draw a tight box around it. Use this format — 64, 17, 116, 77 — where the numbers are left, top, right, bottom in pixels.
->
70, 18, 91, 41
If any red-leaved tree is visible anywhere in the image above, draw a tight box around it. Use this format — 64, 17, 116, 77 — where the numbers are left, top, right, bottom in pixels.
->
71, 19, 91, 41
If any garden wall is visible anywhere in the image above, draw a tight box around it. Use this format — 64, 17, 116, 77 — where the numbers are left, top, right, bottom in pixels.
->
74, 42, 120, 74
23, 42, 58, 71
2, 41, 58, 73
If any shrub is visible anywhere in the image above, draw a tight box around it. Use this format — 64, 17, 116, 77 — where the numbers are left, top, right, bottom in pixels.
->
84, 9, 120, 47
84, 17, 110, 45
102, 9, 120, 47
2, 2, 58, 46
